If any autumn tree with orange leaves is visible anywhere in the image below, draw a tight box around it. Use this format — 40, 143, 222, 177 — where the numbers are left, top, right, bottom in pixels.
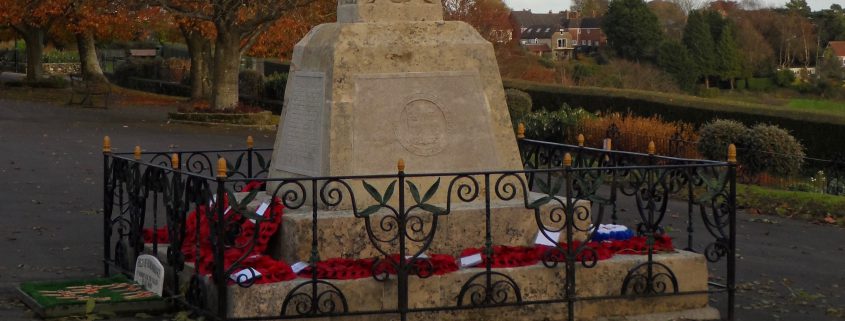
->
0, 0, 74, 81
162, 0, 317, 110
442, 0, 514, 44
66, 1, 164, 84
247, 0, 335, 59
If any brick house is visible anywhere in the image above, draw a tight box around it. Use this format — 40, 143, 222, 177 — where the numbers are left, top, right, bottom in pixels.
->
511, 9, 607, 59
829, 41, 845, 67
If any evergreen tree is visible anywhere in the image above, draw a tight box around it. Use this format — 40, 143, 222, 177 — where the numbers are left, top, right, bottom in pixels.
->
603, 0, 663, 61
785, 0, 811, 16
657, 40, 697, 91
715, 24, 741, 89
819, 48, 844, 82
683, 10, 716, 88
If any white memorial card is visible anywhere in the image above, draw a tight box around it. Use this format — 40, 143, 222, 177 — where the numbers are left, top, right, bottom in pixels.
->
230, 268, 262, 283
134, 254, 164, 296
291, 262, 309, 274
534, 229, 561, 247
460, 253, 482, 268
251, 201, 270, 223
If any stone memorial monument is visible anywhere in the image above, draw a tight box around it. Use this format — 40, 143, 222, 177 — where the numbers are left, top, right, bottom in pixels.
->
269, 0, 522, 184
229, 1, 719, 319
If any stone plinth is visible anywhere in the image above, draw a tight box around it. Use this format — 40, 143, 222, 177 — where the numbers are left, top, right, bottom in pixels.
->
270, 193, 591, 263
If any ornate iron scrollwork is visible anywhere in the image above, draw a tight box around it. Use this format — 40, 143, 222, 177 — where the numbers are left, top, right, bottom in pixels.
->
457, 271, 522, 307
280, 280, 349, 317
621, 261, 679, 295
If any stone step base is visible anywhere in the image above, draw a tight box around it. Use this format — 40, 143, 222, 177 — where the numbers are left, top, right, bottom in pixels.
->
596, 307, 721, 321
142, 245, 716, 320
223, 250, 712, 320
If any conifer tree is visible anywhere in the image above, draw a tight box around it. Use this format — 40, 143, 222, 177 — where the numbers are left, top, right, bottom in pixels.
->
657, 40, 697, 91
683, 10, 716, 88
603, 0, 663, 61
715, 24, 741, 89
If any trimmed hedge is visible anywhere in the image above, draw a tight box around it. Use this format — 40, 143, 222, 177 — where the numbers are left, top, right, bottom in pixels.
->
738, 184, 845, 226
502, 79, 845, 159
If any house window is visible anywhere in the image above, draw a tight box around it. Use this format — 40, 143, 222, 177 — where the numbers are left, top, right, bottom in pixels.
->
571, 40, 578, 46
581, 40, 586, 45
557, 39, 564, 48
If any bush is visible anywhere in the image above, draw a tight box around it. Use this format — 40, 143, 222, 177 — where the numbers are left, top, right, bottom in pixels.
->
698, 119, 748, 162
238, 70, 265, 97
264, 72, 288, 100
738, 184, 845, 226
42, 50, 79, 63
696, 86, 720, 98
505, 88, 532, 122
744, 78, 775, 91
581, 112, 698, 156
742, 124, 804, 177
538, 57, 556, 69
573, 60, 680, 93
502, 78, 845, 160
521, 106, 591, 142
772, 69, 795, 87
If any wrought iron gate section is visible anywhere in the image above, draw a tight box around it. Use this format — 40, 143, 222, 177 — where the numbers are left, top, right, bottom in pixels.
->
102, 139, 736, 321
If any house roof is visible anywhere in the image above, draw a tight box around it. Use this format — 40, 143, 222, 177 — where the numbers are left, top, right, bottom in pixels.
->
830, 41, 845, 57
521, 26, 557, 39
564, 17, 603, 29
511, 10, 564, 27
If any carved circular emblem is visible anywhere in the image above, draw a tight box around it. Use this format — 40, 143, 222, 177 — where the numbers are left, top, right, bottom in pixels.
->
396, 96, 447, 156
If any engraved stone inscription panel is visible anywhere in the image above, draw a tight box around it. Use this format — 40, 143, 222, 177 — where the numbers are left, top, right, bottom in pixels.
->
353, 71, 500, 174
274, 72, 325, 176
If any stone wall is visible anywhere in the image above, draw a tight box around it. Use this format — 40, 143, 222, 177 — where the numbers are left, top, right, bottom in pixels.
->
44, 63, 81, 76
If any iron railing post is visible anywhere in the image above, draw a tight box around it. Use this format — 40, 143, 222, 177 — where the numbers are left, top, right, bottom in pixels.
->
728, 161, 737, 321
398, 161, 408, 321
564, 154, 575, 321
214, 158, 228, 319
102, 136, 112, 276
247, 136, 254, 178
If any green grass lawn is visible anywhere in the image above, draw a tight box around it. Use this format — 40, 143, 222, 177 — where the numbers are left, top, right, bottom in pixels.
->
787, 98, 845, 112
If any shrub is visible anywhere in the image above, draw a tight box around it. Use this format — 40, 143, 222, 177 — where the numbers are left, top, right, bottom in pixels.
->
575, 60, 680, 93
505, 88, 532, 122
238, 70, 265, 97
538, 57, 556, 69
264, 72, 288, 100
738, 184, 845, 226
772, 69, 795, 87
742, 124, 804, 177
580, 112, 698, 156
696, 86, 720, 98
522, 105, 591, 142
698, 119, 748, 162
745, 78, 775, 91
42, 50, 79, 63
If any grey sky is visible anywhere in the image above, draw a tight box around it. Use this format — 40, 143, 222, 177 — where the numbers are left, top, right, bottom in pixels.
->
503, 0, 841, 13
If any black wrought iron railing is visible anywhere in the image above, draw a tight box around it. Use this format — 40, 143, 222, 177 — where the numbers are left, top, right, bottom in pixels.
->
102, 135, 737, 321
